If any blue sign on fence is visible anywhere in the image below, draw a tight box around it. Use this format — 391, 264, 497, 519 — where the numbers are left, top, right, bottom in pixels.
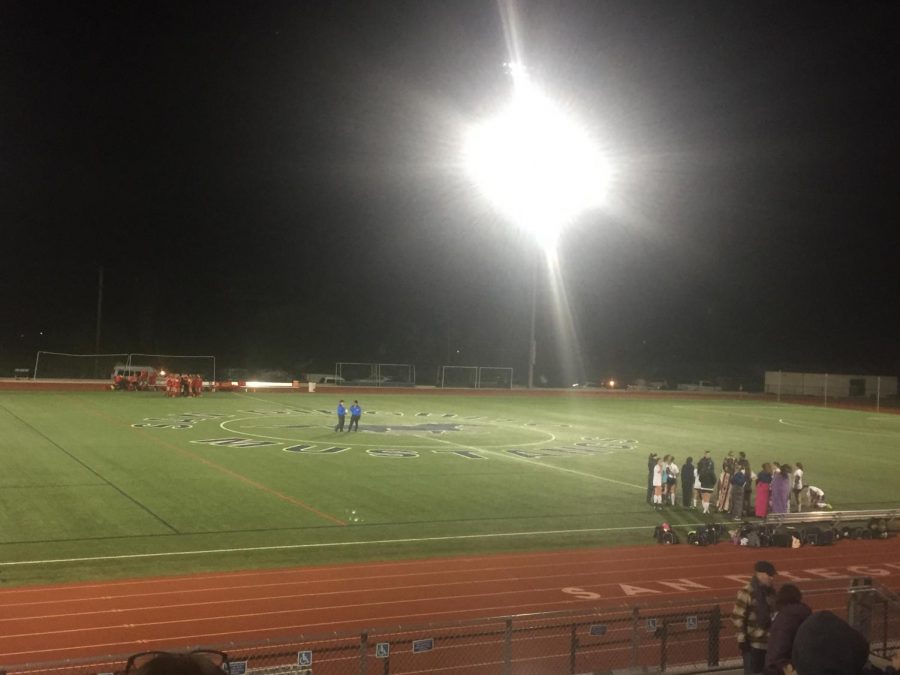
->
686, 615, 698, 630
298, 650, 313, 667
412, 638, 434, 653
376, 642, 390, 658
646, 618, 658, 632
228, 661, 248, 675
589, 624, 607, 636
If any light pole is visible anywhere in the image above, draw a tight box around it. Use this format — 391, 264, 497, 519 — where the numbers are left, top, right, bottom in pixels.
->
464, 63, 608, 387
528, 248, 537, 388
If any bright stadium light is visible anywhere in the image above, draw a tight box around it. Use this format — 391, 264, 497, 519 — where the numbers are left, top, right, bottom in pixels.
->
464, 63, 609, 387
464, 64, 609, 252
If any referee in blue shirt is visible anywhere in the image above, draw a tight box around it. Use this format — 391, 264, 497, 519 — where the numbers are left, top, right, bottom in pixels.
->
348, 400, 362, 432
334, 400, 346, 432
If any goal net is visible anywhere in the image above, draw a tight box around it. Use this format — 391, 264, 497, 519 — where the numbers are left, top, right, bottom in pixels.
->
335, 362, 415, 386
33, 352, 129, 379
478, 366, 513, 389
439, 366, 513, 388
440, 365, 478, 388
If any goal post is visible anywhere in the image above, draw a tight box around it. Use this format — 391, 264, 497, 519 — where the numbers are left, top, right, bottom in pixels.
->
32, 352, 216, 381
478, 366, 513, 389
335, 362, 415, 386
440, 365, 478, 388
33, 352, 130, 379
440, 365, 513, 388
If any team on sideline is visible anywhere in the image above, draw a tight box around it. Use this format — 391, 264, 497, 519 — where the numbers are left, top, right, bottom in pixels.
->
647, 451, 825, 517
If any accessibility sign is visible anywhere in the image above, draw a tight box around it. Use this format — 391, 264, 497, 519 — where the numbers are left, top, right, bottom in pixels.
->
375, 642, 390, 658
298, 650, 313, 667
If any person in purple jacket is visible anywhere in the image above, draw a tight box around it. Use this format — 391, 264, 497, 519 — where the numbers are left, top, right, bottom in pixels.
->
770, 463, 792, 515
764, 584, 811, 674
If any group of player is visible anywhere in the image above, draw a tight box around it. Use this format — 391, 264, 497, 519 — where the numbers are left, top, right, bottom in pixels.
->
112, 371, 157, 391
647, 451, 827, 518
165, 374, 204, 397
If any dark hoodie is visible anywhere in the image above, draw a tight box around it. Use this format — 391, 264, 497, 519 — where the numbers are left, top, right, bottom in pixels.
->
791, 611, 869, 675
764, 601, 812, 674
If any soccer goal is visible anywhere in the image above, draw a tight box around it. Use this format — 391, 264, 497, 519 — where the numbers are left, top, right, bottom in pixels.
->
335, 362, 415, 386
33, 352, 130, 379
440, 365, 478, 388
478, 366, 514, 389
439, 365, 513, 388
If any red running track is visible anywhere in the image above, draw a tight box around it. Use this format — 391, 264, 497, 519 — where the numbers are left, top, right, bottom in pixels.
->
1, 538, 899, 667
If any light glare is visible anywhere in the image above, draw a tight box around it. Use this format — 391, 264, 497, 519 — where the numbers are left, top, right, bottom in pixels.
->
464, 77, 608, 251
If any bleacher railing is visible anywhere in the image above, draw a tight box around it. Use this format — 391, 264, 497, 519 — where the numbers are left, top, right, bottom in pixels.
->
3, 576, 898, 675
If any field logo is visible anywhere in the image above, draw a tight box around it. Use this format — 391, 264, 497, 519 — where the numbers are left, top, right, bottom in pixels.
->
133, 409, 639, 461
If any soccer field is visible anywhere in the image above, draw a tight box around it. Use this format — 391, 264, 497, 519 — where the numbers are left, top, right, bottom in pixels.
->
1, 390, 897, 587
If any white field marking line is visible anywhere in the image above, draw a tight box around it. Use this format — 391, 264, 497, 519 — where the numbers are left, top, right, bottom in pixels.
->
2, 545, 882, 610
673, 406, 788, 422
219, 413, 557, 449
0, 525, 656, 567
4, 556, 889, 624
0, 594, 630, 660
428, 432, 644, 491
777, 417, 900, 437
672, 404, 789, 411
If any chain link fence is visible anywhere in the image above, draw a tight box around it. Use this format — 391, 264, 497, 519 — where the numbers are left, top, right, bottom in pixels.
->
3, 577, 898, 675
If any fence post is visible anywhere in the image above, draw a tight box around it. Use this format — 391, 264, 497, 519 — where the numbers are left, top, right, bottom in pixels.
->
659, 619, 668, 672
630, 606, 640, 669
359, 631, 368, 675
708, 605, 721, 667
569, 623, 578, 674
847, 578, 874, 644
502, 617, 512, 675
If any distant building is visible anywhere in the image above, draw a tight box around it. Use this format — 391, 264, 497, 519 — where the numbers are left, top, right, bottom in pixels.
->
764, 371, 897, 398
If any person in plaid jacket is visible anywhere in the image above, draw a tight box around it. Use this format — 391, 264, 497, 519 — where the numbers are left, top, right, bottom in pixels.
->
732, 560, 777, 674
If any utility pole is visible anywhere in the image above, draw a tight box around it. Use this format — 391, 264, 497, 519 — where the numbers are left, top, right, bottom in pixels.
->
94, 266, 103, 352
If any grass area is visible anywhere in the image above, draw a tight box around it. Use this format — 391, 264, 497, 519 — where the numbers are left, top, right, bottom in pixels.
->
0, 390, 897, 587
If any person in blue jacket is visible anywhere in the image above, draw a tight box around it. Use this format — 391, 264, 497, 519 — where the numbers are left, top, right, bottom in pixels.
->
334, 400, 346, 432
348, 400, 362, 432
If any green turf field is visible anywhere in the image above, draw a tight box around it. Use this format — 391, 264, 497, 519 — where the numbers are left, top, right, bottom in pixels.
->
0, 390, 897, 586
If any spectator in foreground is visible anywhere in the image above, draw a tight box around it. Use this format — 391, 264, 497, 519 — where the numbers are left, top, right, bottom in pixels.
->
126, 650, 228, 674
732, 560, 777, 674
788, 610, 868, 675
764, 583, 811, 674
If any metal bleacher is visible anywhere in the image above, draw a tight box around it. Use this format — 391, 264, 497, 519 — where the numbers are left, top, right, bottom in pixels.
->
763, 508, 899, 537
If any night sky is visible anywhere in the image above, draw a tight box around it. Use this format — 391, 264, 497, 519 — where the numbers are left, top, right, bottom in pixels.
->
3, 1, 898, 385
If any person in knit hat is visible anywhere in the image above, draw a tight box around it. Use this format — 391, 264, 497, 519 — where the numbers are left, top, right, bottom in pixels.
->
732, 560, 777, 674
